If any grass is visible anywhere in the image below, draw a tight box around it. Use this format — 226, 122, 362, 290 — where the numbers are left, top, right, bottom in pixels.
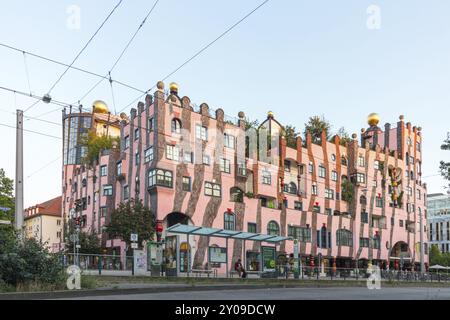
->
0, 281, 66, 293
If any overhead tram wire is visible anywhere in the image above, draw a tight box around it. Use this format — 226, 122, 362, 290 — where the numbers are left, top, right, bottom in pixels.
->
26, 156, 63, 180
46, 0, 124, 95
0, 43, 146, 95
76, 0, 160, 107
23, 52, 33, 95
0, 85, 92, 114
118, 0, 271, 113
0, 122, 61, 140
23, 0, 125, 114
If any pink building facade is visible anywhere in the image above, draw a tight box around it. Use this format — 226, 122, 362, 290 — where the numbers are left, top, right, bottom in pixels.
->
62, 82, 428, 273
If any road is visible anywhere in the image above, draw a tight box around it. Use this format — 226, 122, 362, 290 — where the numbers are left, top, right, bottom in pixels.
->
61, 287, 450, 300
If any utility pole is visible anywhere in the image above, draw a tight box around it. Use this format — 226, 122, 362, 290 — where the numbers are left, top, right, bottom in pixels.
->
419, 208, 425, 273
15, 110, 24, 239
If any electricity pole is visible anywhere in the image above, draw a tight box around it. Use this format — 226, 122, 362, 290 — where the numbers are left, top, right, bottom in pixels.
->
15, 110, 24, 239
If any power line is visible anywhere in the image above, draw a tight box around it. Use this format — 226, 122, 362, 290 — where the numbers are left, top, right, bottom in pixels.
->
0, 42, 146, 94
0, 85, 72, 109
45, 0, 125, 96
0, 122, 61, 140
118, 0, 271, 113
23, 52, 32, 95
0, 108, 61, 126
76, 0, 160, 107
26, 156, 62, 179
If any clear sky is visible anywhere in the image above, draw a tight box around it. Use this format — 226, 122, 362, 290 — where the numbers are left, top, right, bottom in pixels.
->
0, 0, 449, 207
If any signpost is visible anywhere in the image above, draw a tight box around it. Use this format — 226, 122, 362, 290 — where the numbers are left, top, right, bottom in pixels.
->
293, 239, 299, 279
130, 234, 139, 276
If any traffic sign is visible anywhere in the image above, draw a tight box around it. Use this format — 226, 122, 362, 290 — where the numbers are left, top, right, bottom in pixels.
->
76, 245, 81, 249
70, 234, 79, 243
131, 243, 138, 249
130, 234, 138, 242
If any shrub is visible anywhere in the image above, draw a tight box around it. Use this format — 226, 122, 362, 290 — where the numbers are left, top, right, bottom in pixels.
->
0, 232, 65, 287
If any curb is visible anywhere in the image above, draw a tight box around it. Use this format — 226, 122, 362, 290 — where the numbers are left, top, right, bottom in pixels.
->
0, 283, 340, 300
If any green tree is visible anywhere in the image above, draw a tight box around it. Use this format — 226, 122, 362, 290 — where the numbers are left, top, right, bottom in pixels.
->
0, 236, 64, 287
65, 220, 102, 255
0, 169, 14, 221
105, 199, 155, 252
332, 127, 352, 146
341, 177, 355, 203
440, 133, 450, 189
80, 131, 120, 167
244, 117, 260, 131
282, 125, 300, 149
304, 115, 332, 144
429, 244, 443, 266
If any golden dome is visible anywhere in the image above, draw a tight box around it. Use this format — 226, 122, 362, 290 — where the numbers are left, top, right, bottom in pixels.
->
367, 113, 380, 127
169, 82, 179, 93
268, 111, 274, 119
92, 100, 109, 114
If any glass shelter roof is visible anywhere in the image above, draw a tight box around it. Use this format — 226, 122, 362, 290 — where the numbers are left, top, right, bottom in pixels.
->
166, 224, 292, 244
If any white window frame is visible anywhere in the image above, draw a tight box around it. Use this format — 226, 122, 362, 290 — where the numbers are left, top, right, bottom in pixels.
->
196, 125, 208, 141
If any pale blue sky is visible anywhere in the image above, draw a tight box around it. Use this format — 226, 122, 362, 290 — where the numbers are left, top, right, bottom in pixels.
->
0, 0, 449, 207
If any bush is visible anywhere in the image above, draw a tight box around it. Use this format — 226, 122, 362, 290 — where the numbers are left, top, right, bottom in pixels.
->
0, 230, 65, 287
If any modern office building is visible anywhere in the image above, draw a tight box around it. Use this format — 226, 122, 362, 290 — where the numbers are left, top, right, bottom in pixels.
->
24, 196, 63, 253
427, 193, 450, 253
61, 81, 428, 273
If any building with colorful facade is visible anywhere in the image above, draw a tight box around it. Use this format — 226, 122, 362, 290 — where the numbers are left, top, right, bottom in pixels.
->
61, 81, 428, 273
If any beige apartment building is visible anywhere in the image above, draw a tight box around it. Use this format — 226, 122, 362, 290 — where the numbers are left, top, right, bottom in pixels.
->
24, 196, 63, 253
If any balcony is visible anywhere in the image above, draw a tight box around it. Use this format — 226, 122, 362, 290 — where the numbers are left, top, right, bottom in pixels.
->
116, 173, 126, 181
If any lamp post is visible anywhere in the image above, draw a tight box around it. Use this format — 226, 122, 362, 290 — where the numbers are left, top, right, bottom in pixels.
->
419, 208, 425, 274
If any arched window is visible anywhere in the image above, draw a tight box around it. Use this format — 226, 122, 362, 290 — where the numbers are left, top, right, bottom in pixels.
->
230, 187, 244, 203
341, 157, 348, 166
224, 212, 235, 231
283, 182, 298, 195
267, 221, 280, 236
372, 234, 381, 249
336, 229, 353, 247
171, 118, 182, 134
317, 226, 330, 249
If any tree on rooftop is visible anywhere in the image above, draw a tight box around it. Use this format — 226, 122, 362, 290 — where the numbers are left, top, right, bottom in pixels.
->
80, 131, 120, 167
243, 117, 260, 131
282, 125, 300, 149
333, 127, 352, 146
304, 115, 332, 144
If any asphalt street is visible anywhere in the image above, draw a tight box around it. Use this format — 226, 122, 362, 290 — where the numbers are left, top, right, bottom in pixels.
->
60, 286, 450, 300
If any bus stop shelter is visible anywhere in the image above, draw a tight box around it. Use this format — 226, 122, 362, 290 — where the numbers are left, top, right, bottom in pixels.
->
166, 223, 293, 278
